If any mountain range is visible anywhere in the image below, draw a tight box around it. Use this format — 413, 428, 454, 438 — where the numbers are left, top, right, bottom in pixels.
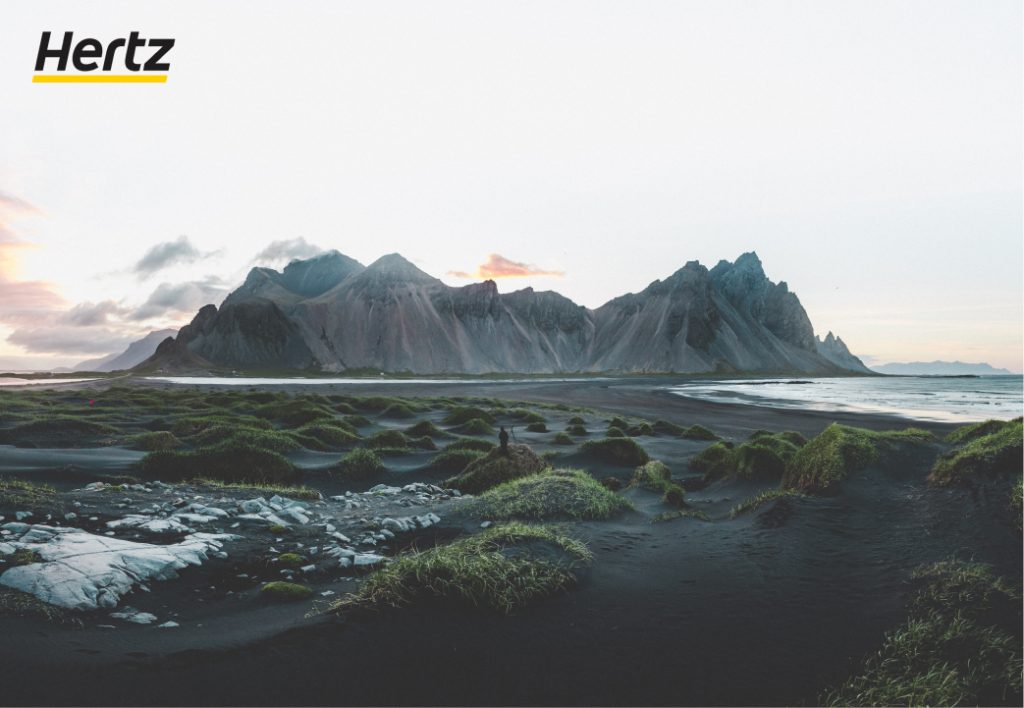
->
135, 251, 871, 375
71, 329, 178, 372
871, 361, 1014, 376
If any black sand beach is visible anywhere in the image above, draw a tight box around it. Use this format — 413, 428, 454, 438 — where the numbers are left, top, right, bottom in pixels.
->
0, 376, 1019, 706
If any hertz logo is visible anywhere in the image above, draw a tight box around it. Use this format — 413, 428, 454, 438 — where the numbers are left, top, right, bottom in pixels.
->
33, 31, 174, 83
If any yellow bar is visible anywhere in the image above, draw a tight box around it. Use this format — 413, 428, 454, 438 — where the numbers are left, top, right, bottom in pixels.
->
32, 74, 167, 83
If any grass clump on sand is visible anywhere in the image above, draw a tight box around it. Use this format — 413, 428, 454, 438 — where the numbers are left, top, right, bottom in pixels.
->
276, 552, 306, 569
606, 426, 626, 438
929, 418, 1022, 485
380, 403, 416, 419
507, 409, 546, 424
0, 477, 56, 507
823, 560, 1022, 707
652, 420, 686, 436
288, 422, 360, 451
253, 399, 336, 428
124, 431, 183, 451
365, 429, 411, 450
1, 417, 118, 445
191, 478, 322, 501
404, 420, 448, 438
729, 489, 808, 518
0, 587, 71, 623
525, 422, 548, 433
336, 448, 385, 479
627, 422, 654, 437
141, 441, 298, 484
566, 424, 588, 436
452, 418, 495, 436
551, 432, 575, 446
444, 444, 546, 494
629, 461, 686, 507
427, 448, 486, 474
260, 581, 313, 601
331, 523, 591, 614
443, 406, 496, 426
171, 415, 272, 438
200, 428, 301, 453
580, 437, 650, 467
682, 424, 718, 441
783, 424, 935, 493
474, 469, 632, 521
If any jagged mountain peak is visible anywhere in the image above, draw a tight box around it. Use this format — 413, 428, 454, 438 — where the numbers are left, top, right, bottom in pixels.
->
360, 253, 439, 284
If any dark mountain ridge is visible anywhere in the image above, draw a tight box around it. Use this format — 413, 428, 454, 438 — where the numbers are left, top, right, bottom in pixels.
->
140, 250, 867, 375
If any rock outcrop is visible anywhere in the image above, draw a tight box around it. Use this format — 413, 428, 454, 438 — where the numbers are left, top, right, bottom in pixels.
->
138, 250, 868, 375
815, 332, 872, 373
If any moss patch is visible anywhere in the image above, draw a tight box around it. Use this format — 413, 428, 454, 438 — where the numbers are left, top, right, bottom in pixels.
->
629, 460, 686, 507
330, 523, 591, 614
427, 448, 485, 474
682, 424, 718, 441
141, 440, 297, 484
192, 478, 322, 501
551, 432, 575, 446
124, 431, 184, 451
474, 468, 632, 521
0, 477, 57, 507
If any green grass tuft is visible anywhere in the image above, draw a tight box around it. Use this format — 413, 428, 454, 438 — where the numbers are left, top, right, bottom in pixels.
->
124, 430, 184, 451
330, 523, 591, 614
276, 552, 306, 569
0, 477, 57, 507
452, 418, 495, 436
141, 441, 298, 484
823, 560, 1022, 707
730, 489, 808, 518
191, 478, 322, 501
474, 468, 632, 520
525, 422, 548, 433
629, 460, 686, 507
336, 448, 386, 479
427, 448, 485, 474
783, 424, 935, 492
652, 509, 711, 523
551, 432, 575, 445
444, 444, 547, 494
929, 418, 1022, 485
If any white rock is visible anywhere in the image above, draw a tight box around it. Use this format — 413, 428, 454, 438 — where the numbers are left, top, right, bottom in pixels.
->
158, 620, 180, 628
14, 512, 32, 521
0, 525, 239, 610
107, 515, 195, 534
300, 564, 316, 573
480, 521, 493, 529
353, 553, 385, 567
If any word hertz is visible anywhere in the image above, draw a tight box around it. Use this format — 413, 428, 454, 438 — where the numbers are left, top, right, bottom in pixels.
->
33, 31, 174, 83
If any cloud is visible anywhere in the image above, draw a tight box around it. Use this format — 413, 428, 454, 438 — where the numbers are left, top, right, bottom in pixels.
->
133, 236, 215, 277
129, 277, 228, 321
60, 300, 129, 327
253, 237, 324, 264
448, 253, 565, 280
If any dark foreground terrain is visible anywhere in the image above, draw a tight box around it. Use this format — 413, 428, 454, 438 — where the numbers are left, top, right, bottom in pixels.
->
0, 377, 1020, 706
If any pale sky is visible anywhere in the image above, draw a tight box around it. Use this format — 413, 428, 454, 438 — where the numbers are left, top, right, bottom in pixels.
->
1, 1, 1021, 371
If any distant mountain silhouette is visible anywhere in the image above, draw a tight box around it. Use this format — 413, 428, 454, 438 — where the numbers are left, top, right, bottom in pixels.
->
872, 361, 1014, 376
73, 329, 177, 372
138, 251, 868, 375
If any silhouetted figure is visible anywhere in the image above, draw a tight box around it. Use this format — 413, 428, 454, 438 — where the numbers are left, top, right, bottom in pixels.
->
498, 426, 509, 456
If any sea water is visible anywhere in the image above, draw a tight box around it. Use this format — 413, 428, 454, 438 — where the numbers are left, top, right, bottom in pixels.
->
668, 375, 1023, 423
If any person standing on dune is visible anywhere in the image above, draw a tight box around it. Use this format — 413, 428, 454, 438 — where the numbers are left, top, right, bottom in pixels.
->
498, 426, 509, 456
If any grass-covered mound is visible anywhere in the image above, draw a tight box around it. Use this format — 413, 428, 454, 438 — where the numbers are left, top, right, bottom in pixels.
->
336, 448, 386, 478
823, 560, 1022, 707
427, 448, 485, 474
443, 406, 496, 426
405, 420, 448, 438
124, 430, 184, 451
525, 422, 548, 433
691, 431, 805, 483
253, 399, 335, 428
444, 444, 546, 494
140, 440, 298, 484
474, 469, 632, 520
929, 418, 1022, 485
629, 461, 686, 507
260, 581, 313, 601
380, 403, 416, 419
551, 432, 575, 445
579, 437, 650, 467
288, 422, 361, 451
682, 424, 718, 441
451, 418, 495, 436
0, 417, 118, 446
330, 523, 591, 614
783, 424, 935, 493
444, 438, 496, 453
